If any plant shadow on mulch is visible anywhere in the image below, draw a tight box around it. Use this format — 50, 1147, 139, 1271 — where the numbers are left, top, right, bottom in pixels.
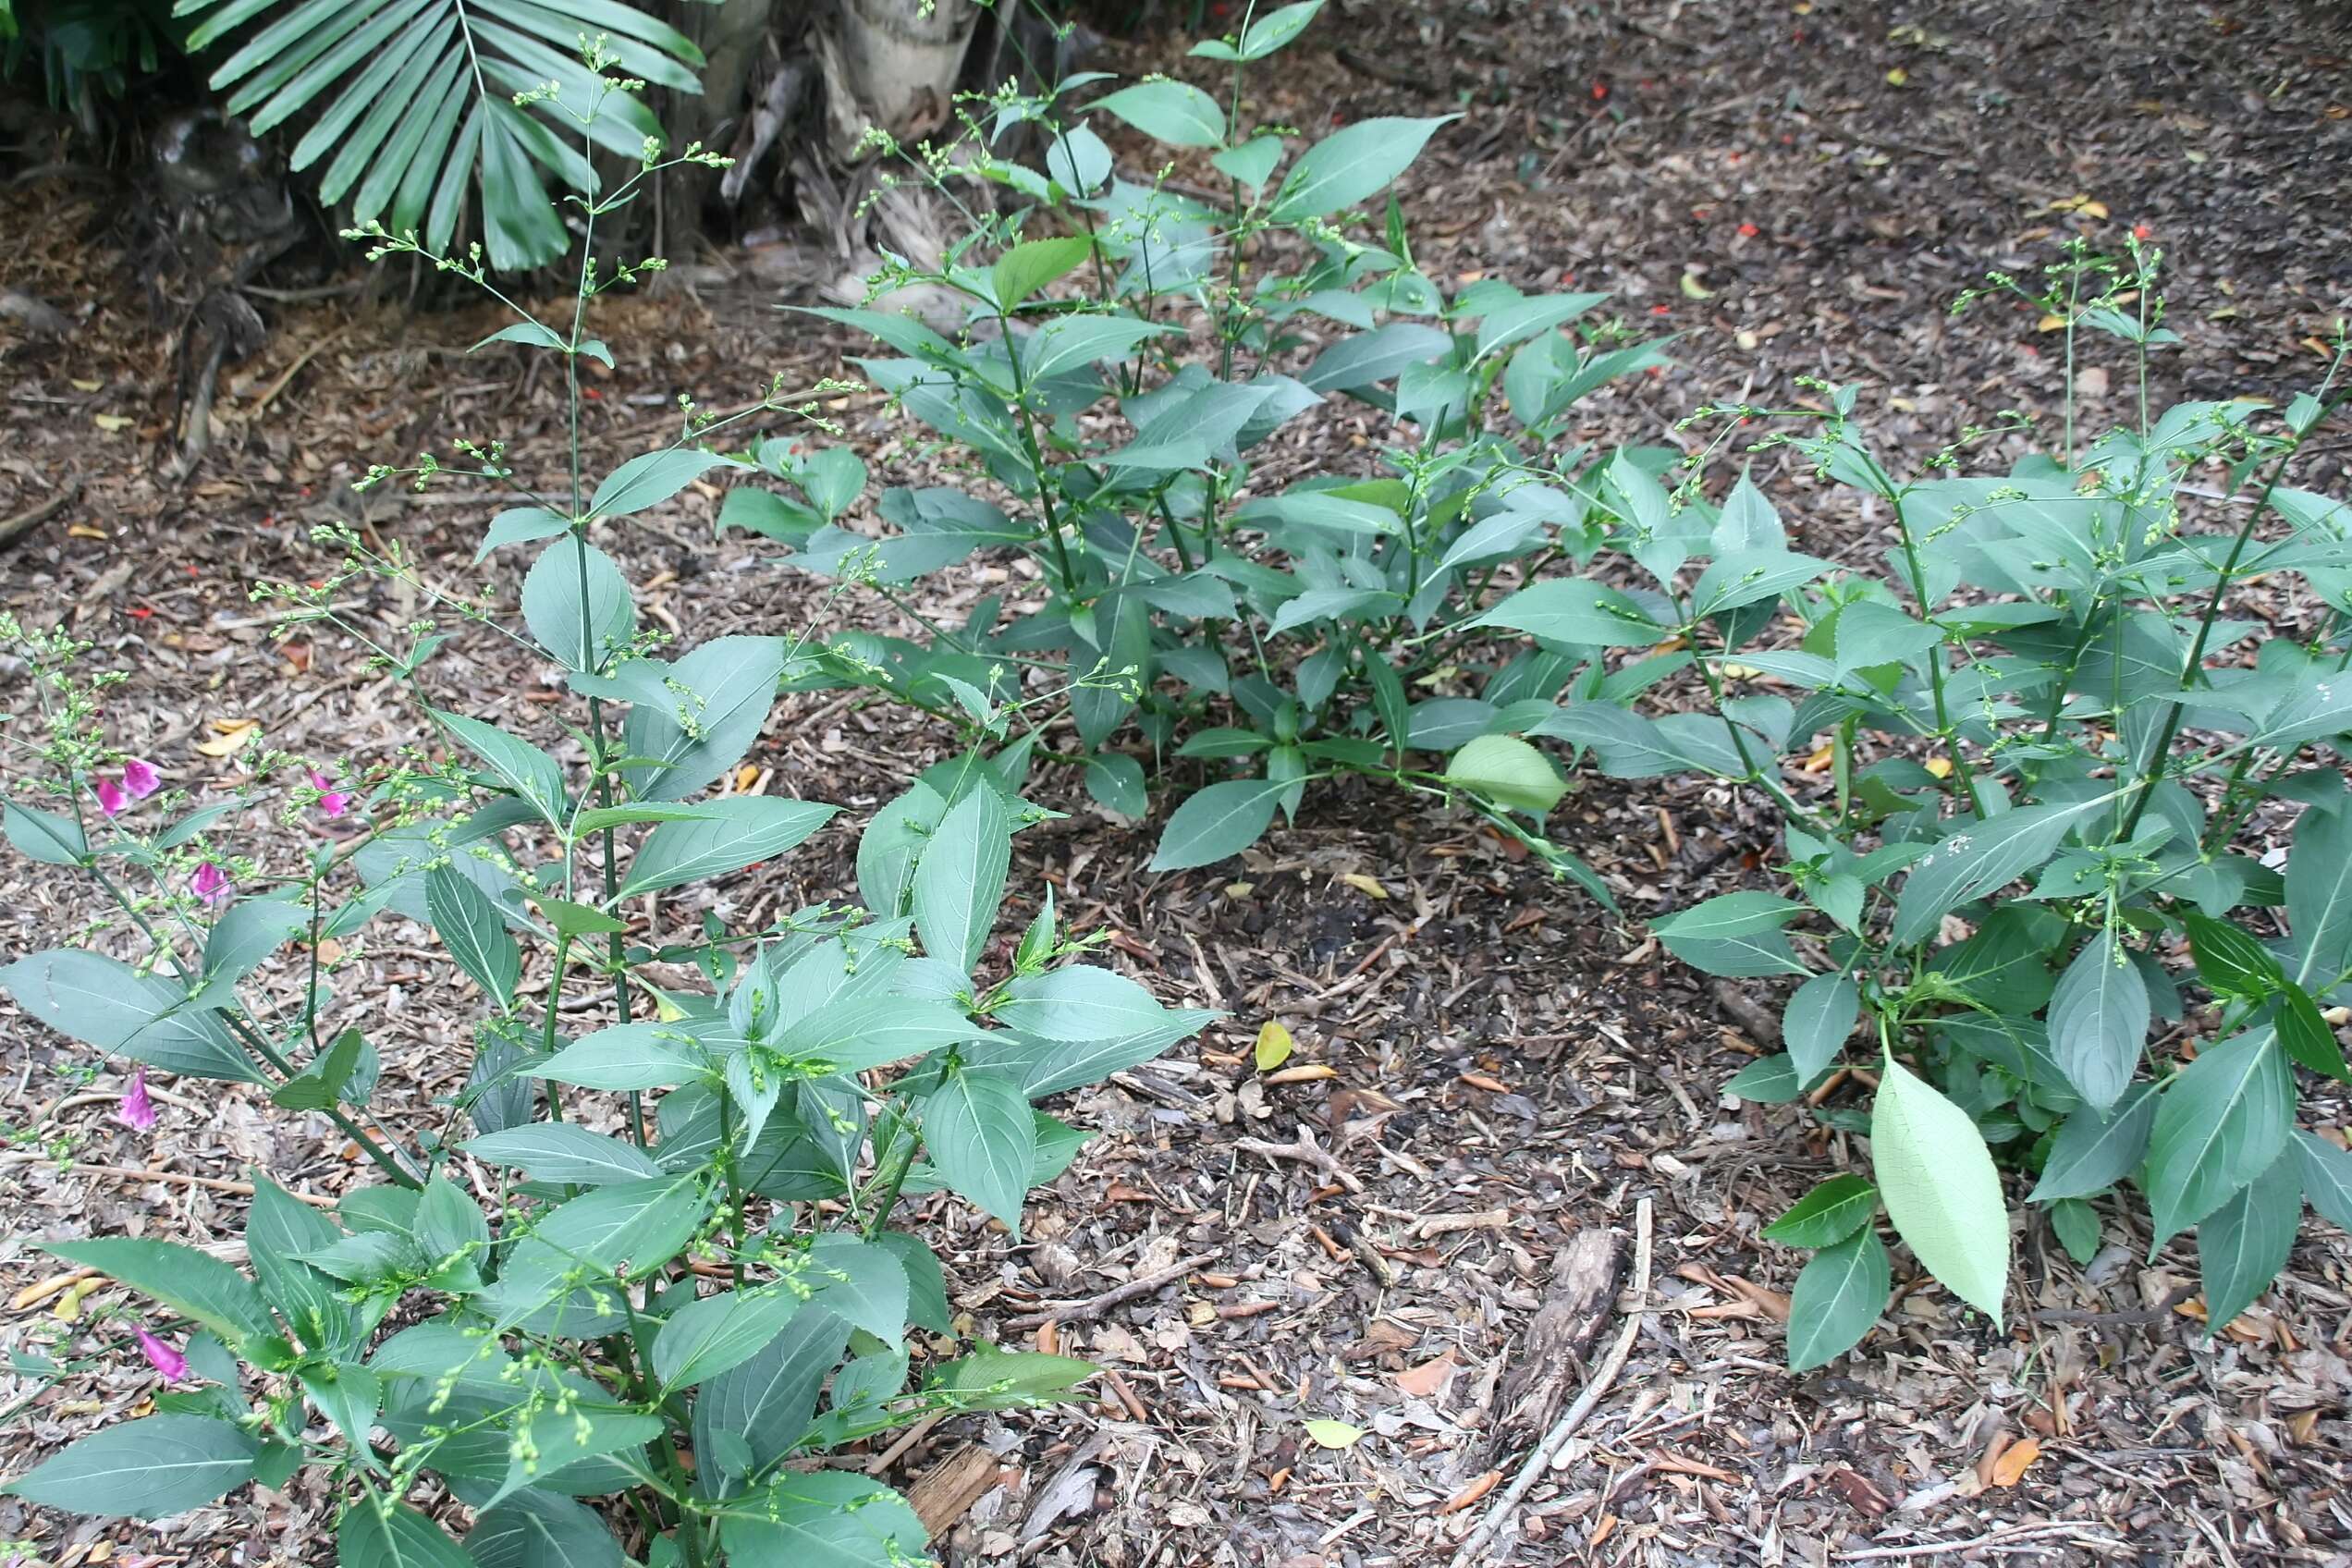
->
5, 1, 2352, 1564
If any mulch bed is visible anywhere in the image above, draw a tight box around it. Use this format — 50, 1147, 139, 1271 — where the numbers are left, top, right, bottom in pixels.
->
4, 1, 2351, 1563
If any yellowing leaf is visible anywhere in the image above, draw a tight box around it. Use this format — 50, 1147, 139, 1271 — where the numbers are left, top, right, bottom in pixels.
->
2080, 201, 2109, 219
1223, 881, 1256, 899
92, 413, 132, 433
71, 377, 104, 392
1804, 742, 1836, 774
1923, 756, 1954, 778
1304, 1419, 1365, 1450
1871, 1053, 2010, 1324
1339, 873, 1389, 900
1255, 1021, 1295, 1072
1679, 270, 1715, 300
2038, 313, 2068, 332
1990, 1436, 2040, 1487
1885, 67, 1908, 86
196, 718, 261, 757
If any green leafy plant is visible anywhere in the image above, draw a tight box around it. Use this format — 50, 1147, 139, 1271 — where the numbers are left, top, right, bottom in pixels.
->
724, 0, 1665, 895
1602, 243, 2352, 1367
0, 55, 1207, 1565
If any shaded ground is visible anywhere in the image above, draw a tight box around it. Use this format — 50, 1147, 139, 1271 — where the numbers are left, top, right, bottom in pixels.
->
5, 1, 2352, 1564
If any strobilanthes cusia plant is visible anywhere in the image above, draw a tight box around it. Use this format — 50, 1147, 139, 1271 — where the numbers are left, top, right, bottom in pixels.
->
0, 39, 1209, 1568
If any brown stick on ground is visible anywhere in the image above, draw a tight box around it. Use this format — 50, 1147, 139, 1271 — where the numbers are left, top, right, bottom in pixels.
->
1452, 1197, 1655, 1567
1488, 1227, 1625, 1460
1002, 1250, 1224, 1329
0, 478, 80, 550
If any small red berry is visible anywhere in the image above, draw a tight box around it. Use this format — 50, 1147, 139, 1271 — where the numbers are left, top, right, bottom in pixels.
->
1591, 80, 1609, 102
1737, 222, 1760, 239
2132, 224, 2152, 240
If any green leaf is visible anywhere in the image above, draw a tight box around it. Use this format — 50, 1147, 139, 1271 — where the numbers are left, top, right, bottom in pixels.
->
922, 1067, 1036, 1236
1209, 134, 1284, 189
913, 784, 1011, 973
1764, 1175, 1879, 1248
1689, 550, 1832, 617
270, 1027, 372, 1112
425, 864, 520, 1008
1149, 778, 1286, 872
997, 966, 1171, 1040
620, 636, 793, 802
1869, 1053, 2009, 1324
466, 1125, 662, 1185
1890, 799, 2107, 946
2028, 1083, 2157, 1202
1786, 1227, 1889, 1372
654, 1287, 803, 1391
618, 797, 839, 899
2276, 983, 2348, 1081
0, 949, 260, 1083
800, 1234, 911, 1346
2185, 913, 2285, 1002
991, 236, 1095, 309
197, 895, 311, 997
2047, 928, 2150, 1111
1723, 1053, 1810, 1103
1268, 115, 1456, 221
1238, 0, 1322, 57
2197, 1148, 2300, 1332
2047, 1198, 2101, 1265
533, 1022, 702, 1091
1020, 315, 1179, 381
521, 539, 635, 676
1441, 734, 1564, 815
1468, 579, 1668, 647
718, 1473, 929, 1568
1084, 753, 1147, 818
467, 1488, 629, 1568
341, 1491, 472, 1567
430, 709, 567, 827
2287, 802, 2352, 988
1783, 974, 1859, 1084
45, 1237, 274, 1343
925, 1341, 1096, 1407
2, 1415, 256, 1519
3, 800, 88, 864
535, 895, 629, 940
1090, 79, 1225, 147
1650, 891, 1804, 941
2296, 1131, 2352, 1233
590, 448, 731, 520
476, 507, 573, 561
2144, 1028, 2293, 1244
693, 1309, 855, 1487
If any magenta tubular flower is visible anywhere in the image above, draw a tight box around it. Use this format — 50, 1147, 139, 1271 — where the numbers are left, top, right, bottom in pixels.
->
135, 1329, 188, 1382
92, 777, 129, 817
120, 758, 162, 800
308, 769, 352, 819
117, 1066, 157, 1131
190, 862, 231, 909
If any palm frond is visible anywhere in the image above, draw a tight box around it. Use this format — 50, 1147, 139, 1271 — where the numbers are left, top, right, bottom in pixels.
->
172, 0, 708, 269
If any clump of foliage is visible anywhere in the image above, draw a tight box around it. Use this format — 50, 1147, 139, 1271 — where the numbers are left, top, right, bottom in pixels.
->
725, 0, 1666, 897
1616, 246, 2352, 1366
0, 52, 1207, 1565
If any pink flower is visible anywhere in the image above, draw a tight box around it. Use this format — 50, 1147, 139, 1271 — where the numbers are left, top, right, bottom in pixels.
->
190, 862, 231, 909
308, 769, 352, 820
118, 1066, 157, 1131
120, 758, 161, 800
135, 1329, 188, 1383
92, 777, 129, 817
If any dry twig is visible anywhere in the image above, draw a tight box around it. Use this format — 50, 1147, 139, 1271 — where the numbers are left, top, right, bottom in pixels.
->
1452, 1196, 1653, 1566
